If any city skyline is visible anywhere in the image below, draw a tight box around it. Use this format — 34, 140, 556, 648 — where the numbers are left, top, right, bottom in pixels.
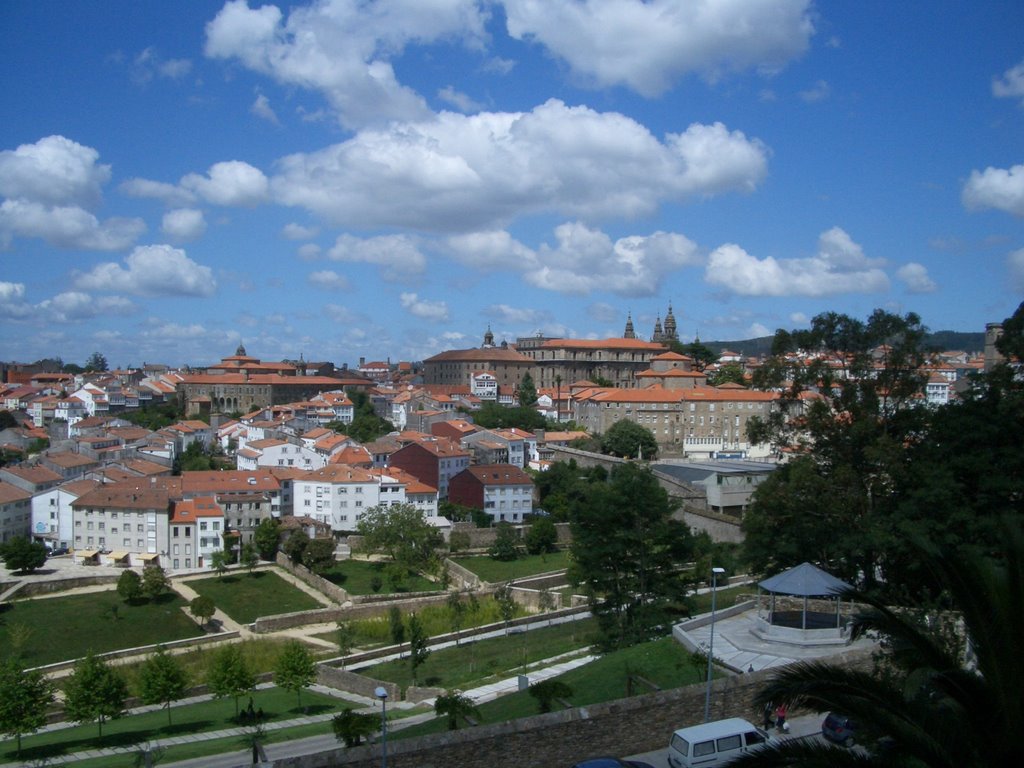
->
1, 1, 1022, 367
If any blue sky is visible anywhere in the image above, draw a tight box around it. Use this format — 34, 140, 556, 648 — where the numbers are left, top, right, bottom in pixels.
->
1, 1, 1022, 368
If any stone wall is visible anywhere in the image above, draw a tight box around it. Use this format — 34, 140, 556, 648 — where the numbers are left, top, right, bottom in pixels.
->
315, 664, 399, 702
6, 573, 120, 598
253, 591, 465, 633
442, 558, 481, 590
270, 650, 874, 768
275, 552, 351, 604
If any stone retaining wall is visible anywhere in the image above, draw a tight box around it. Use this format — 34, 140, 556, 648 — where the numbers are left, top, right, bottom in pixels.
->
315, 664, 399, 702
34, 630, 241, 674
270, 650, 874, 768
275, 553, 351, 604
253, 591, 467, 633
4, 573, 120, 598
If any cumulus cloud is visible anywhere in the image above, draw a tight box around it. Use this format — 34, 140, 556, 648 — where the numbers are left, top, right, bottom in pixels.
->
528, 223, 702, 296
131, 47, 192, 84
181, 161, 269, 206
39, 292, 137, 322
705, 227, 890, 297
204, 0, 489, 129
0, 199, 145, 251
447, 230, 536, 270
438, 85, 485, 113
0, 135, 110, 208
251, 93, 280, 124
74, 244, 217, 297
798, 79, 830, 102
308, 270, 350, 290
282, 222, 319, 240
485, 304, 551, 325
1009, 248, 1024, 292
0, 282, 33, 320
271, 101, 768, 231
297, 243, 321, 260
503, 0, 814, 96
400, 292, 449, 322
120, 177, 197, 207
327, 234, 426, 282
587, 302, 621, 323
161, 208, 207, 240
897, 262, 937, 293
962, 164, 1024, 217
993, 59, 1024, 104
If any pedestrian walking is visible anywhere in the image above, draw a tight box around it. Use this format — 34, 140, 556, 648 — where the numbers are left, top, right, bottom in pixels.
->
774, 703, 788, 733
762, 701, 774, 731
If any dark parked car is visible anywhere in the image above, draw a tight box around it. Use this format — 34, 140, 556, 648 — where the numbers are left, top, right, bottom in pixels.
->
572, 759, 655, 768
821, 712, 857, 747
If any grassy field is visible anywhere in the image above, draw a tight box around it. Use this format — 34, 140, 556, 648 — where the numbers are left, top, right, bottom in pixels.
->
690, 584, 753, 615
452, 550, 571, 583
317, 558, 436, 594
393, 634, 709, 740
0, 590, 201, 667
187, 570, 324, 624
0, 686, 347, 765
363, 617, 599, 692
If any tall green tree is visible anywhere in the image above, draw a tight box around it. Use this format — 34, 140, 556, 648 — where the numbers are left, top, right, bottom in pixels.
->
0, 660, 54, 756
388, 605, 406, 647
599, 419, 658, 460
517, 371, 538, 407
189, 595, 216, 628
736, 520, 1024, 768
433, 690, 479, 731
240, 542, 259, 574
207, 644, 255, 716
303, 537, 336, 573
252, 518, 280, 560
355, 503, 441, 572
488, 521, 520, 561
282, 529, 309, 564
407, 613, 430, 685
274, 641, 316, 708
211, 549, 229, 579
332, 708, 379, 747
707, 362, 747, 386
85, 351, 109, 371
569, 463, 695, 649
525, 515, 558, 555
64, 653, 129, 738
336, 620, 356, 665
139, 647, 189, 725
116, 569, 143, 602
141, 565, 170, 600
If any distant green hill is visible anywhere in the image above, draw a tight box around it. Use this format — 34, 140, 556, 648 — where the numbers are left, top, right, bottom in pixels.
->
704, 331, 985, 359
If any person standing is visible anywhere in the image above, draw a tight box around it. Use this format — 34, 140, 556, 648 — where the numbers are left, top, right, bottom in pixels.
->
774, 703, 788, 733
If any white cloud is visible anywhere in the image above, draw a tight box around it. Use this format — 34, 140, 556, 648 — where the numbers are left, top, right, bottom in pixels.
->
0, 199, 145, 250
0, 281, 33, 320
748, 322, 771, 338
324, 303, 362, 324
705, 227, 890, 297
0, 135, 110, 207
789, 312, 808, 324
74, 244, 217, 297
282, 222, 319, 240
327, 234, 426, 282
587, 302, 621, 323
400, 292, 449, 322
798, 79, 830, 102
1008, 248, 1024, 292
161, 208, 207, 241
251, 93, 280, 124
181, 161, 269, 207
527, 223, 702, 296
438, 85, 485, 113
40, 292, 137, 322
297, 243, 322, 260
308, 270, 350, 290
131, 47, 192, 84
897, 262, 937, 293
447, 230, 536, 270
271, 101, 768, 231
962, 164, 1024, 217
993, 59, 1024, 104
120, 177, 198, 207
486, 304, 551, 325
503, 0, 814, 96
204, 0, 489, 129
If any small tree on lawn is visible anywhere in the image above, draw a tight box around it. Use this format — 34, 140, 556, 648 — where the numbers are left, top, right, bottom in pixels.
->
488, 522, 520, 561
240, 542, 259, 574
141, 565, 170, 600
275, 641, 316, 709
0, 659, 54, 756
0, 537, 48, 574
332, 708, 379, 747
189, 594, 216, 628
252, 518, 280, 560
528, 679, 573, 713
116, 569, 143, 603
207, 644, 255, 717
211, 549, 229, 579
407, 613, 430, 685
64, 652, 129, 738
139, 647, 189, 725
303, 537, 336, 574
494, 582, 517, 633
447, 591, 466, 645
282, 529, 309, 564
336, 620, 356, 666
525, 516, 558, 555
433, 690, 478, 731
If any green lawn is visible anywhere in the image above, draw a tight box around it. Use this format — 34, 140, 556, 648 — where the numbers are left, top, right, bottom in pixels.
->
187, 570, 325, 624
317, 558, 437, 594
393, 634, 709, 740
690, 584, 752, 615
363, 617, 599, 692
0, 686, 347, 765
0, 590, 201, 667
452, 550, 571, 583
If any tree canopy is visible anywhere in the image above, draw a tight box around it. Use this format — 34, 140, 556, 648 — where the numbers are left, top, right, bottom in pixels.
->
207, 644, 255, 716
517, 371, 538, 407
0, 537, 48, 574
64, 653, 129, 738
355, 503, 441, 572
599, 419, 658, 460
0, 660, 53, 756
139, 647, 189, 725
569, 463, 694, 649
274, 641, 316, 708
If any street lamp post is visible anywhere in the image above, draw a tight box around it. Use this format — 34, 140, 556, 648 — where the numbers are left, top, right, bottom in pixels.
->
703, 566, 726, 723
374, 686, 388, 768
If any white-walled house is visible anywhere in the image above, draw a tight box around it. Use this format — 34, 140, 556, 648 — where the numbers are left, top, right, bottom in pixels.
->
237, 438, 325, 472
31, 478, 100, 550
292, 465, 385, 532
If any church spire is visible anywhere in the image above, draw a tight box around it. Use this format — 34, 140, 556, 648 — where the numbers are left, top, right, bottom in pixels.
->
483, 325, 494, 347
664, 302, 678, 341
652, 314, 664, 342
623, 312, 636, 339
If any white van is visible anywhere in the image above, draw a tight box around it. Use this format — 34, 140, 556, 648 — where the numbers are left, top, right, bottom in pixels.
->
667, 717, 772, 767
